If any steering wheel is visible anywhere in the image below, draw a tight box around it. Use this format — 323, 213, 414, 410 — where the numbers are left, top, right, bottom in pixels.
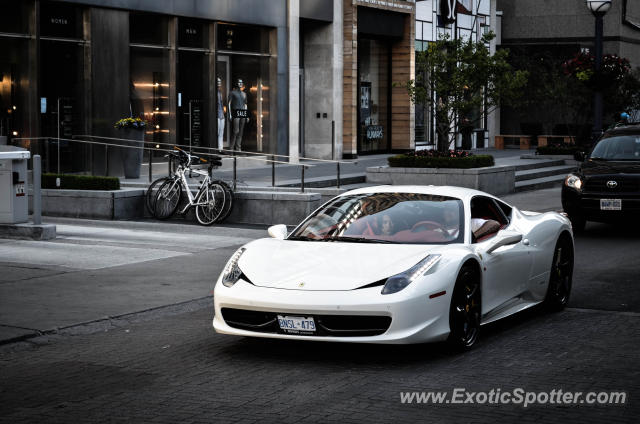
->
411, 220, 447, 233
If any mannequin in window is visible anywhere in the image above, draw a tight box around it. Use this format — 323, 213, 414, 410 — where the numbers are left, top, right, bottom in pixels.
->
216, 77, 225, 151
228, 78, 248, 152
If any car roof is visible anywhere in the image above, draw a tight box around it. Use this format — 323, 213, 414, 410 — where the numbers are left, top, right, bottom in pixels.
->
339, 185, 503, 203
603, 123, 640, 137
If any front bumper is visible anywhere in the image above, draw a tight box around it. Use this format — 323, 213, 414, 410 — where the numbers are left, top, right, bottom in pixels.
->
213, 280, 452, 344
561, 186, 640, 222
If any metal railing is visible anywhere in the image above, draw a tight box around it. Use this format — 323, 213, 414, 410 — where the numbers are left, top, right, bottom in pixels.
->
12, 134, 357, 193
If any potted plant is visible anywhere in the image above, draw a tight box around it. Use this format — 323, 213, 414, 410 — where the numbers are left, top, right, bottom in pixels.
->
114, 117, 147, 179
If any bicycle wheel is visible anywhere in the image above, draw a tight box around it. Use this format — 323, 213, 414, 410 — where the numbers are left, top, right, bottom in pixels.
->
154, 179, 182, 220
213, 180, 235, 223
195, 182, 226, 226
145, 177, 170, 216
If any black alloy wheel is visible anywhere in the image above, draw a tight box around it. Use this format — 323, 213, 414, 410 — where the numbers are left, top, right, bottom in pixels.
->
544, 235, 574, 311
447, 265, 481, 350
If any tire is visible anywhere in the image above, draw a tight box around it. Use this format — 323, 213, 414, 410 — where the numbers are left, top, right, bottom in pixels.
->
447, 265, 481, 351
195, 182, 226, 225
544, 234, 574, 311
154, 179, 182, 220
213, 180, 234, 222
145, 177, 170, 216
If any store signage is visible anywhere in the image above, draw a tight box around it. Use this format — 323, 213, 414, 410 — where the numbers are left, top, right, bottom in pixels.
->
366, 125, 384, 140
190, 100, 201, 147
50, 17, 69, 25
440, 0, 456, 23
185, 27, 197, 36
234, 109, 248, 119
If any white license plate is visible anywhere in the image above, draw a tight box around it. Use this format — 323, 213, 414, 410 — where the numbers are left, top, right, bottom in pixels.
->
600, 199, 622, 210
277, 315, 316, 334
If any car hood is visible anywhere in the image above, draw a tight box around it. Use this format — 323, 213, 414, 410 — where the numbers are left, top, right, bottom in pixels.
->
580, 159, 640, 176
237, 238, 444, 291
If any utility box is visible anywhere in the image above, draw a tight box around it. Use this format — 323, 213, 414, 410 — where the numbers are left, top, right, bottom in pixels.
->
0, 146, 30, 224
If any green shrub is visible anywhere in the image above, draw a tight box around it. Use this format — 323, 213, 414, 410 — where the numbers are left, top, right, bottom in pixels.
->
536, 145, 581, 155
42, 174, 120, 190
388, 153, 494, 169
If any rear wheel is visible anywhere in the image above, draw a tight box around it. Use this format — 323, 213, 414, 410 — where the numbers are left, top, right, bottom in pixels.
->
544, 235, 574, 311
154, 180, 181, 220
195, 183, 226, 225
447, 265, 481, 351
145, 177, 169, 216
213, 180, 234, 222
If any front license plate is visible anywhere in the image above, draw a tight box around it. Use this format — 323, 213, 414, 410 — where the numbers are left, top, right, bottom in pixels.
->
600, 199, 622, 210
277, 315, 316, 334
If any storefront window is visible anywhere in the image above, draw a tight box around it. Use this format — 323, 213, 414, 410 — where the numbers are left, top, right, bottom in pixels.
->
40, 1, 83, 39
0, 1, 30, 34
217, 24, 270, 53
130, 47, 170, 147
178, 18, 208, 49
216, 54, 275, 153
358, 38, 390, 153
0, 38, 29, 143
130, 13, 168, 45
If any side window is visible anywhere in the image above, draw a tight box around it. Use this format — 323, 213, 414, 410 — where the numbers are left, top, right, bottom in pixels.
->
493, 199, 512, 223
470, 196, 508, 243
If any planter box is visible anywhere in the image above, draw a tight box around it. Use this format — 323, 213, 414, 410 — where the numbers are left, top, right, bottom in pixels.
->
29, 188, 145, 220
227, 191, 323, 226
366, 165, 516, 195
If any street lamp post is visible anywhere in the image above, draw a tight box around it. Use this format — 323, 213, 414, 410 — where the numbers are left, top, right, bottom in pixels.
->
586, 0, 611, 141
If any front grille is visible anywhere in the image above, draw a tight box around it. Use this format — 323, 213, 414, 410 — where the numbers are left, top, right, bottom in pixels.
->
221, 308, 392, 337
583, 177, 640, 193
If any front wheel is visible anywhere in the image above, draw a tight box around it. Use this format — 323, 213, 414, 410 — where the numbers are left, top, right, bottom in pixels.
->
447, 265, 481, 351
154, 180, 182, 220
195, 183, 226, 225
544, 235, 574, 311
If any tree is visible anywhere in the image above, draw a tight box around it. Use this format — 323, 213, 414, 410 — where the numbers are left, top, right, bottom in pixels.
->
407, 32, 528, 151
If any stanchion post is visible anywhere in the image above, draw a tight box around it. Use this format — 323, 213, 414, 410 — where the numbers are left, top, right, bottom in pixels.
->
148, 146, 152, 183
300, 165, 305, 193
33, 155, 42, 225
233, 156, 237, 191
271, 154, 275, 187
337, 162, 341, 189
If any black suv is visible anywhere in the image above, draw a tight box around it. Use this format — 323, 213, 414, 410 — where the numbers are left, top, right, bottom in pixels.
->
562, 124, 640, 231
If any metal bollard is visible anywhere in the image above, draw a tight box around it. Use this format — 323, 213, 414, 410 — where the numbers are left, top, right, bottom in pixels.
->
300, 165, 305, 193
337, 162, 341, 189
148, 147, 152, 182
168, 155, 172, 176
233, 156, 237, 191
33, 155, 42, 225
271, 154, 275, 187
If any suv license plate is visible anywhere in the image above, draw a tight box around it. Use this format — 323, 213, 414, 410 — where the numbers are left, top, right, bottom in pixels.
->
600, 199, 621, 210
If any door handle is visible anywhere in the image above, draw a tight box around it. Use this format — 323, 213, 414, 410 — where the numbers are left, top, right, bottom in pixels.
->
522, 239, 530, 246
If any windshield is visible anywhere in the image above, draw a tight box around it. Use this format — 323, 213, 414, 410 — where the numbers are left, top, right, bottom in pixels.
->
289, 193, 465, 244
591, 135, 640, 160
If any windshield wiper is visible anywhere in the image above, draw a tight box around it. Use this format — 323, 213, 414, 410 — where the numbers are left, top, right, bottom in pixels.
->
287, 235, 322, 241
323, 236, 393, 243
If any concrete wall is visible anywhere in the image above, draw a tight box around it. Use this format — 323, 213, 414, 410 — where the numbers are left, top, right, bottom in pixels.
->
498, 0, 640, 67
227, 191, 323, 226
30, 188, 145, 220
366, 165, 516, 195
303, 21, 336, 159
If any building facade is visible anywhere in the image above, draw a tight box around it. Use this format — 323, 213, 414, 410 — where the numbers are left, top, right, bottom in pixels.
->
342, 0, 416, 158
0, 0, 351, 175
414, 0, 501, 149
497, 0, 640, 137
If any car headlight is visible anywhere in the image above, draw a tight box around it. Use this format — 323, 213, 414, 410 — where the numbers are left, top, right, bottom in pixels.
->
221, 248, 246, 287
564, 174, 583, 191
381, 254, 441, 295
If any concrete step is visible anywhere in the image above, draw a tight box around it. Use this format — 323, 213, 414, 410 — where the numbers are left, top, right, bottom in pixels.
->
515, 165, 575, 182
513, 159, 567, 171
515, 174, 566, 192
276, 173, 366, 188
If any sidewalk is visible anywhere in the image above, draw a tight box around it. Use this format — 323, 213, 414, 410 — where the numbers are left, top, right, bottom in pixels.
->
0, 185, 562, 345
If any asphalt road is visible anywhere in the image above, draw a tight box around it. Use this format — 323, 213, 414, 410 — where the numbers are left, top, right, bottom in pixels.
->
1, 219, 639, 423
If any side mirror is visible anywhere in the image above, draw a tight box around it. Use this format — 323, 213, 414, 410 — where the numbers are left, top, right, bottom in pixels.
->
486, 230, 523, 254
573, 151, 585, 162
268, 224, 288, 240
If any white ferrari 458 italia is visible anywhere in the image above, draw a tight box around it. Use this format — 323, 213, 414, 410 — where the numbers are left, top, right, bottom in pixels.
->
213, 185, 574, 349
